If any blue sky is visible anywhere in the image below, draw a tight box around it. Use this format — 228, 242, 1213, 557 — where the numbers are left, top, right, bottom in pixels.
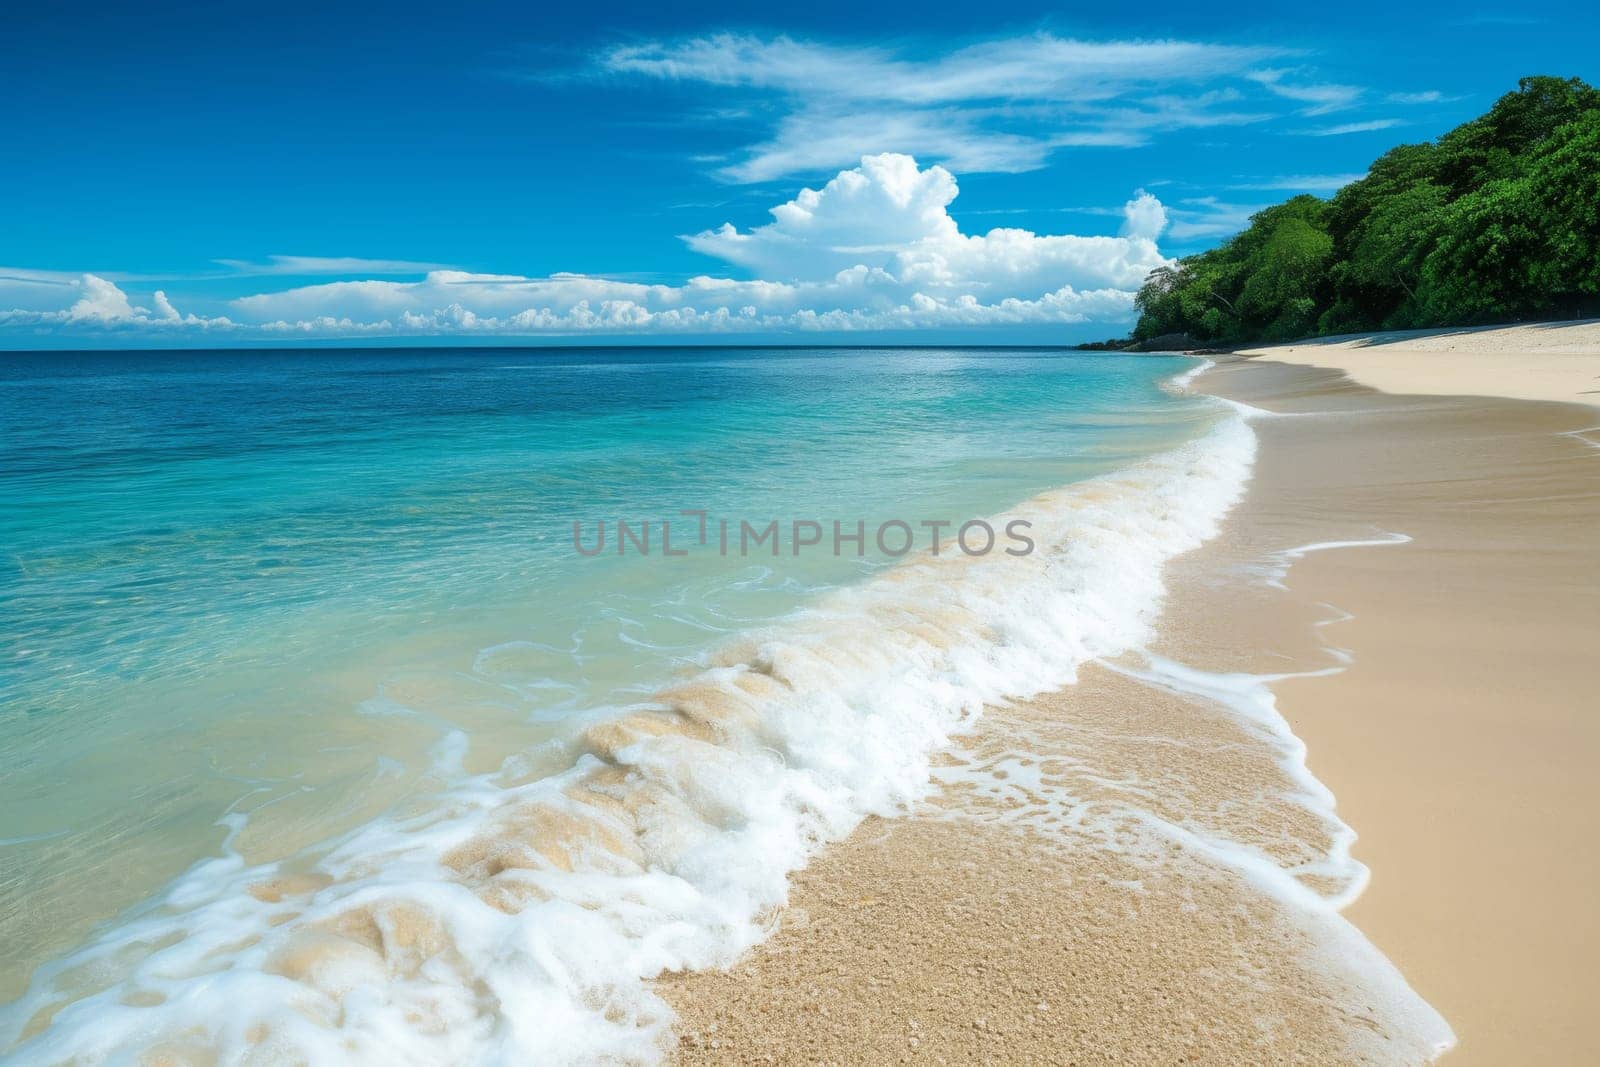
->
2, 1, 1593, 347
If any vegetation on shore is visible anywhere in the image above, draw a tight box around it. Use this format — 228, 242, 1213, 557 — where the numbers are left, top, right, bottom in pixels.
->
1122, 76, 1600, 348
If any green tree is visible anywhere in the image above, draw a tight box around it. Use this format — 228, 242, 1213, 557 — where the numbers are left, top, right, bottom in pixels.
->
1127, 75, 1600, 347
1236, 209, 1334, 339
1418, 176, 1545, 323
1522, 110, 1600, 312
1434, 76, 1600, 194
1419, 109, 1600, 324
1343, 182, 1449, 326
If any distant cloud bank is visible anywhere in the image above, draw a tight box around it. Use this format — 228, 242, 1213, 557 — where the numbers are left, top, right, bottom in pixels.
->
3, 28, 1448, 345
1, 154, 1172, 342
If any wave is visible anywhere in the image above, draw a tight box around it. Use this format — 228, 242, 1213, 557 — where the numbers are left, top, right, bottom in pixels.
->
2, 403, 1257, 1065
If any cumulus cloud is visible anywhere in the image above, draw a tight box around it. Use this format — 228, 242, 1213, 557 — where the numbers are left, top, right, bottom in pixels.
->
151, 291, 182, 322
0, 274, 231, 333
232, 271, 683, 324
684, 154, 962, 278
682, 155, 1166, 300
1119, 192, 1167, 241
2, 155, 1172, 342
68, 274, 141, 322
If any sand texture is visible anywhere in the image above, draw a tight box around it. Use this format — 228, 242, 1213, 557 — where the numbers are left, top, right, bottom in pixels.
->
1233, 319, 1600, 407
659, 350, 1600, 1064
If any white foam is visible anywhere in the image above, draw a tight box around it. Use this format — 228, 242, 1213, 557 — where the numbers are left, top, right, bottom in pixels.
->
1163, 357, 1214, 392
921, 520, 1454, 1062
1106, 654, 1359, 906
1561, 425, 1600, 451
1257, 530, 1413, 590
1102, 639, 1454, 1061
2, 407, 1268, 1064
1159, 358, 1288, 420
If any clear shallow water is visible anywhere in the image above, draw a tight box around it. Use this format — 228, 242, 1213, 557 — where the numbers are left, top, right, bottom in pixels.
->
0, 346, 1217, 1056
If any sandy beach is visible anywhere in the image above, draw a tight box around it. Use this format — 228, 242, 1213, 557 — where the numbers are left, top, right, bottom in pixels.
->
660, 328, 1600, 1063
7, 19, 1599, 1062
1233, 319, 1600, 407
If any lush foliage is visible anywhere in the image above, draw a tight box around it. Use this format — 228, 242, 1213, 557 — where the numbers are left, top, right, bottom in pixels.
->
1133, 77, 1600, 344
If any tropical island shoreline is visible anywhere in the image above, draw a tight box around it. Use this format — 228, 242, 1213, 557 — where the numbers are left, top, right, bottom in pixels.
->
7, 11, 1600, 1061
658, 324, 1600, 1064
1080, 318, 1600, 408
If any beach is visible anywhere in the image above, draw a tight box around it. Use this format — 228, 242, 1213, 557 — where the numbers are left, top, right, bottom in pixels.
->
662, 329, 1600, 1063
1232, 319, 1600, 406
4, 336, 1596, 1063
6, 13, 1599, 1063
0, 349, 1241, 1061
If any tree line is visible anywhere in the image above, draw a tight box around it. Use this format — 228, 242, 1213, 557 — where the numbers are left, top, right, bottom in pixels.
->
1130, 76, 1600, 346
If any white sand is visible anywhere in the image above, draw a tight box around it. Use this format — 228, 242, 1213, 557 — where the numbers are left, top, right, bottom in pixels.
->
661, 357, 1600, 1065
1235, 320, 1600, 408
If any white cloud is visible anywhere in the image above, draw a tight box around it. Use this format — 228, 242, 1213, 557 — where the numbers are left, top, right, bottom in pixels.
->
2, 155, 1172, 342
683, 153, 962, 278
0, 268, 83, 318
0, 274, 231, 332
1304, 118, 1405, 136
213, 255, 457, 276
1246, 68, 1363, 115
1164, 197, 1269, 241
715, 108, 1064, 184
231, 271, 682, 324
596, 33, 1292, 182
66, 274, 141, 322
681, 155, 1167, 301
0, 267, 82, 288
152, 291, 182, 322
1119, 191, 1167, 241
1228, 173, 1366, 192
601, 33, 1283, 106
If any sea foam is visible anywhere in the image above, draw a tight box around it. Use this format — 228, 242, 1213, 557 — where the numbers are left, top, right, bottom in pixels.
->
2, 403, 1259, 1065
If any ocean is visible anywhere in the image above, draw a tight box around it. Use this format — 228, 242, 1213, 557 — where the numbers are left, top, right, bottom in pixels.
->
0, 346, 1243, 1061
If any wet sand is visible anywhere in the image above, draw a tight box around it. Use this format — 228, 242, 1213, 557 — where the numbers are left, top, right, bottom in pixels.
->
659, 356, 1600, 1063
1206, 359, 1600, 1063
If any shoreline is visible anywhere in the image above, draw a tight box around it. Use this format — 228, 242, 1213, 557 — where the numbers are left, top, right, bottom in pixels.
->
0, 354, 1243, 1062
1232, 319, 1600, 409
1202, 357, 1600, 1062
659, 338, 1600, 1062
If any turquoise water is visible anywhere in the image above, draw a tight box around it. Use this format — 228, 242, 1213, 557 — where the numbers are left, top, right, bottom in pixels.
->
0, 346, 1210, 1010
